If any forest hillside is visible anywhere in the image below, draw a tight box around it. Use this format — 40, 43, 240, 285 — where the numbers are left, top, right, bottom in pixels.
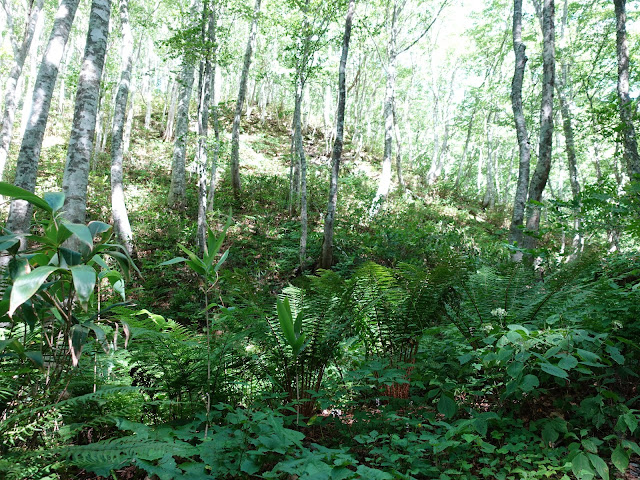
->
1, 0, 640, 479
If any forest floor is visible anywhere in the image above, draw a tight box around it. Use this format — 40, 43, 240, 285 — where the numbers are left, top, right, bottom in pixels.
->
3, 107, 639, 480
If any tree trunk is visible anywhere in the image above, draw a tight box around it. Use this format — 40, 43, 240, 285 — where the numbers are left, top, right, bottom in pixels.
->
164, 80, 178, 141
62, 0, 111, 226
482, 111, 496, 209
207, 65, 221, 212
295, 84, 308, 270
613, 0, 640, 178
455, 102, 477, 190
6, 0, 80, 235
230, 0, 262, 198
508, 0, 532, 255
110, 0, 135, 255
369, 3, 398, 217
0, 0, 44, 181
167, 59, 195, 207
557, 0, 581, 258
523, 0, 555, 250
196, 7, 214, 253
320, 0, 354, 270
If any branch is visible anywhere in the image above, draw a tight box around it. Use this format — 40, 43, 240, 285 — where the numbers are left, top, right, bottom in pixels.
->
397, 0, 450, 55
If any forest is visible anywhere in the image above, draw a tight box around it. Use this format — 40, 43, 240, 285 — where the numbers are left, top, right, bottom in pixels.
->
0, 0, 639, 478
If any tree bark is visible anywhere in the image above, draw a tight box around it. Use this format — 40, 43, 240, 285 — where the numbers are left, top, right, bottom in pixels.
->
613, 0, 640, 178
523, 0, 555, 250
62, 0, 111, 226
369, 2, 398, 217
294, 85, 308, 270
557, 0, 581, 258
482, 111, 496, 209
0, 0, 45, 180
508, 0, 532, 254
167, 59, 195, 207
110, 0, 135, 255
196, 6, 214, 253
230, 0, 262, 198
6, 0, 80, 234
320, 0, 354, 270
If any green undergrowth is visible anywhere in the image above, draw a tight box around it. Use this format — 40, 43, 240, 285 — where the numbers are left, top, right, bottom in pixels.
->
2, 108, 640, 480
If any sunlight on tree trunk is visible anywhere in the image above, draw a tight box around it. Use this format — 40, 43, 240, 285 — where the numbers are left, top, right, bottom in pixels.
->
62, 0, 112, 226
0, 0, 44, 181
110, 0, 135, 256
6, 0, 80, 235
320, 0, 355, 270
230, 0, 262, 199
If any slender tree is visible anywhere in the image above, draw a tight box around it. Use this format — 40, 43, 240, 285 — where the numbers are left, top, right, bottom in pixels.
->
110, 0, 135, 255
320, 0, 355, 270
230, 0, 262, 198
523, 0, 555, 250
62, 0, 112, 226
6, 0, 81, 235
196, 3, 215, 252
509, 0, 532, 253
0, 0, 44, 180
167, 59, 196, 207
613, 0, 640, 178
369, 0, 449, 216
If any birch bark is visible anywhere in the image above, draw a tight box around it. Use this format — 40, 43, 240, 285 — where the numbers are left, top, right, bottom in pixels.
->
110, 0, 135, 255
167, 59, 195, 206
0, 0, 44, 180
523, 0, 555, 250
614, 0, 640, 178
62, 0, 112, 226
230, 0, 262, 197
320, 0, 355, 270
6, 0, 80, 234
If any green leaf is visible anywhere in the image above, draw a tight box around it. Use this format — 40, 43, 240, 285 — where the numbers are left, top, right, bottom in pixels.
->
577, 348, 601, 364
587, 453, 609, 480
474, 417, 488, 436
60, 247, 83, 267
605, 345, 625, 365
43, 192, 65, 212
611, 445, 629, 473
25, 351, 44, 367
62, 223, 94, 249
84, 322, 109, 353
354, 465, 393, 479
0, 182, 52, 212
70, 265, 96, 311
158, 257, 188, 266
582, 438, 598, 454
9, 266, 58, 316
88, 221, 111, 238
213, 249, 229, 273
558, 354, 578, 370
277, 298, 296, 346
520, 374, 539, 392
540, 362, 569, 379
572, 452, 595, 479
438, 394, 457, 419
542, 423, 559, 444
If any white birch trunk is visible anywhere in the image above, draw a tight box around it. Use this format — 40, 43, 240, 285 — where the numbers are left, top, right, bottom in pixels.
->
320, 0, 354, 270
369, 3, 398, 217
230, 0, 262, 197
110, 0, 135, 255
167, 58, 195, 207
6, 0, 80, 234
524, 0, 555, 250
0, 0, 44, 181
62, 0, 111, 226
